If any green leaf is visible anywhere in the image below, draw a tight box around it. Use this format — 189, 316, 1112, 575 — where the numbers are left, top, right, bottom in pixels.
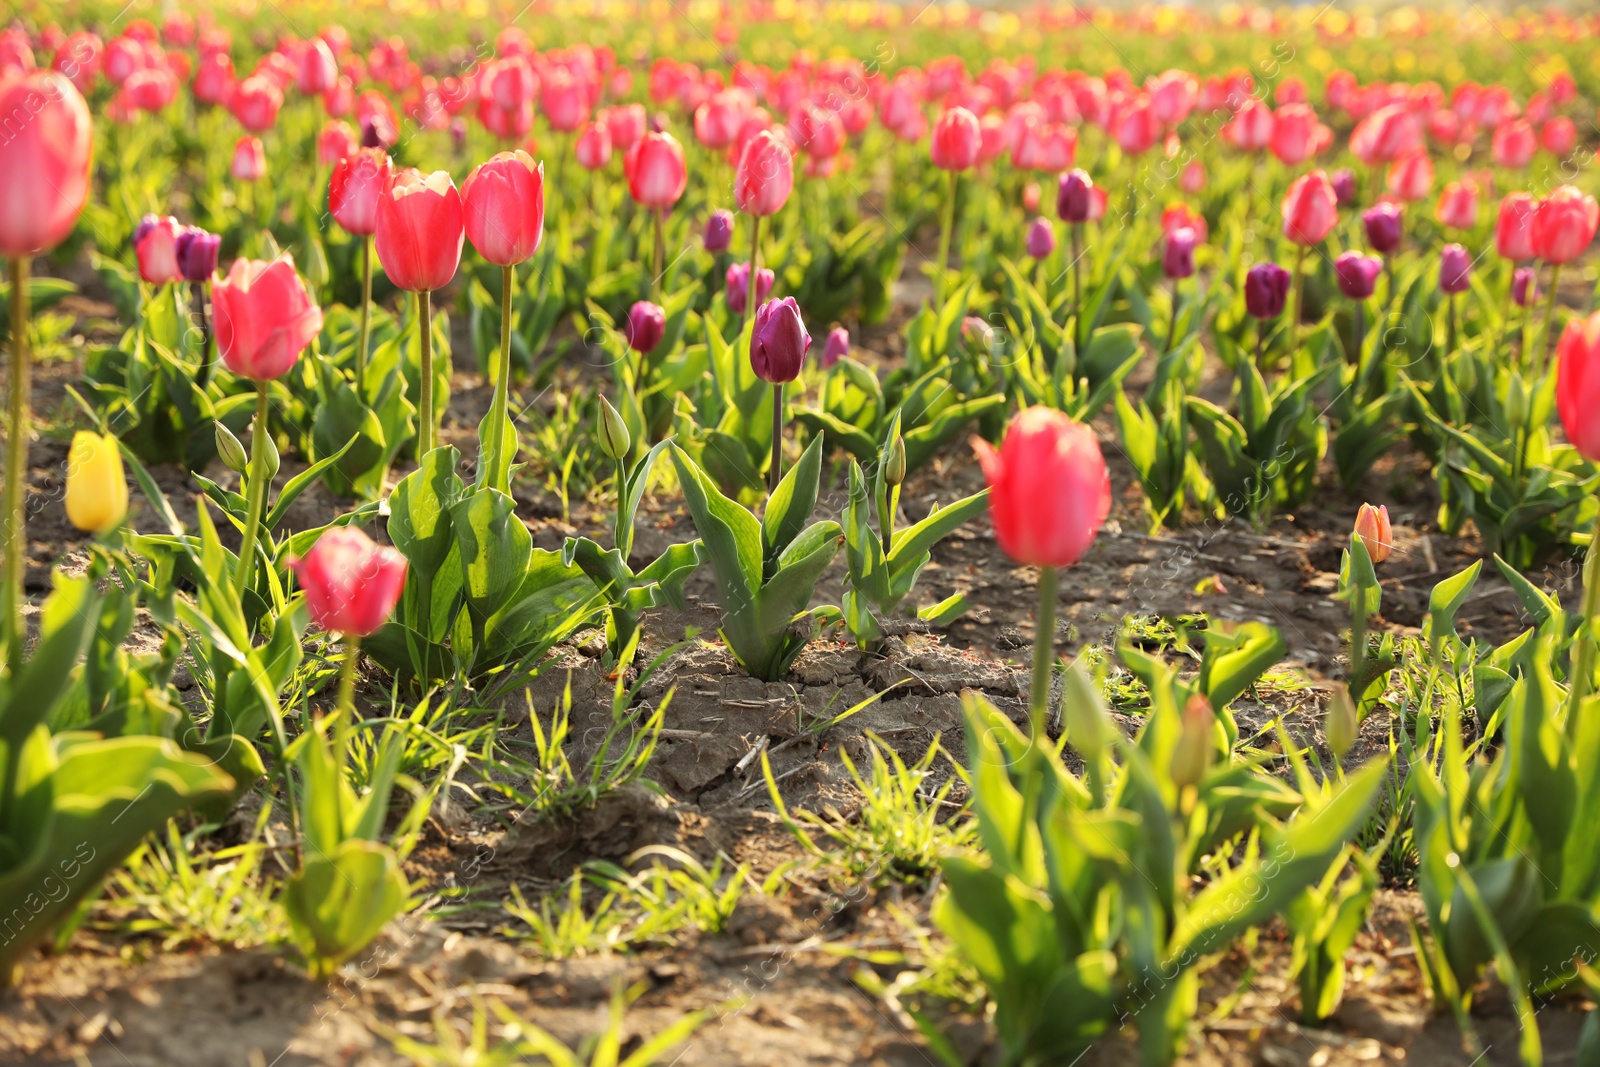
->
387, 446, 463, 581
449, 487, 532, 622
669, 443, 761, 607
762, 433, 826, 563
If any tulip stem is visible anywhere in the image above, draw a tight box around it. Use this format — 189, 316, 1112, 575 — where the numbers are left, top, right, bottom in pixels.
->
1292, 242, 1308, 356
768, 382, 784, 492
1538, 263, 1563, 380
1029, 565, 1059, 738
4, 256, 29, 673
235, 384, 271, 601
1446, 293, 1458, 356
1163, 280, 1179, 354
484, 264, 514, 494
652, 208, 665, 301
1071, 223, 1084, 353
193, 282, 213, 388
1571, 522, 1600, 711
746, 215, 762, 323
934, 170, 958, 309
614, 457, 631, 560
418, 289, 435, 458
357, 235, 373, 390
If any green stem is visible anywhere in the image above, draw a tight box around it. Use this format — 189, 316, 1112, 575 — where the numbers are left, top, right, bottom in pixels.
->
934, 170, 959, 308
615, 457, 631, 559
1292, 242, 1308, 356
746, 214, 762, 323
418, 289, 435, 457
768, 381, 784, 491
1163, 279, 1179, 354
652, 208, 665, 301
1072, 223, 1084, 353
1029, 565, 1059, 737
1571, 522, 1600, 711
1447, 292, 1457, 356
356, 235, 372, 389
1537, 263, 1563, 380
4, 257, 29, 673
485, 263, 514, 493
330, 634, 361, 846
877, 483, 899, 555
234, 384, 272, 600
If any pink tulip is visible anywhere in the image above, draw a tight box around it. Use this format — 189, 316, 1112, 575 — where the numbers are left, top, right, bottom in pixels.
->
624, 131, 688, 209
289, 526, 407, 638
214, 255, 324, 381
231, 135, 266, 181
461, 150, 546, 267
0, 72, 93, 257
972, 407, 1110, 569
375, 168, 465, 292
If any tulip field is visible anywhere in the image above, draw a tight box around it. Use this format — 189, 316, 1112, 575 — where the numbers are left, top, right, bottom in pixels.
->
12, 2, 1600, 1064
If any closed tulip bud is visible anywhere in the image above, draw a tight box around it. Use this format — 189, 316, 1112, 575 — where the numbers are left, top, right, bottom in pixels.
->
884, 434, 906, 487
1353, 503, 1393, 563
1162, 226, 1197, 279
724, 261, 774, 314
1281, 170, 1339, 246
1532, 186, 1600, 265
963, 316, 996, 353
929, 106, 982, 171
328, 148, 393, 237
1057, 168, 1094, 223
1363, 203, 1404, 255
134, 215, 183, 285
597, 395, 631, 461
1335, 251, 1383, 300
1435, 180, 1479, 231
704, 208, 734, 252
462, 150, 545, 267
821, 326, 849, 369
65, 431, 128, 535
1505, 370, 1529, 435
231, 135, 266, 181
0, 73, 91, 257
1557, 311, 1600, 462
289, 526, 408, 637
625, 131, 688, 209
1062, 660, 1117, 762
1022, 181, 1041, 212
1439, 243, 1472, 294
1169, 693, 1215, 790
971, 407, 1110, 568
214, 255, 324, 381
375, 168, 465, 292
215, 420, 249, 472
1329, 167, 1358, 207
229, 75, 282, 133
626, 300, 666, 354
1244, 262, 1291, 319
1026, 217, 1056, 260
1386, 151, 1433, 204
175, 227, 220, 283
750, 297, 811, 384
734, 129, 794, 218
575, 121, 612, 170
1325, 688, 1358, 760
1496, 192, 1537, 261
1512, 266, 1539, 307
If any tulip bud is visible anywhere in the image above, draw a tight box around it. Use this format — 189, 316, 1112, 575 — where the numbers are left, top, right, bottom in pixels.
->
1281, 170, 1339, 246
1363, 203, 1404, 255
0, 72, 92, 258
1329, 167, 1358, 207
215, 421, 249, 472
929, 106, 981, 171
725, 261, 774, 315
703, 208, 734, 253
1353, 503, 1393, 563
734, 129, 794, 217
175, 226, 220, 283
1532, 185, 1600, 265
134, 215, 183, 285
1169, 693, 1215, 790
1162, 226, 1197, 279
231, 135, 266, 182
1057, 168, 1094, 223
597, 395, 631, 461
1512, 265, 1538, 307
1325, 688, 1358, 760
1505, 370, 1529, 434
1062, 660, 1117, 762
1334, 251, 1383, 301
884, 434, 906, 487
821, 326, 849, 369
65, 431, 129, 535
626, 300, 666, 354
750, 297, 811, 384
971, 407, 1109, 568
214, 255, 324, 381
1244, 262, 1291, 319
461, 150, 545, 267
1439, 243, 1472, 294
1026, 217, 1056, 260
288, 526, 408, 638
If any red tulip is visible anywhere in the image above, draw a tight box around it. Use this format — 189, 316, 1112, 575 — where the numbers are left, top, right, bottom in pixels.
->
1558, 311, 1600, 462
214, 255, 324, 381
1180, 159, 1207, 193
930, 106, 982, 171
972, 407, 1110, 569
1270, 103, 1322, 166
1491, 119, 1536, 169
1386, 151, 1433, 203
375, 168, 465, 292
540, 67, 588, 132
624, 131, 687, 209
328, 148, 393, 237
231, 135, 266, 181
1435, 180, 1479, 231
604, 102, 647, 151
135, 215, 183, 284
1350, 104, 1421, 165
461, 150, 545, 267
296, 38, 338, 95
788, 101, 845, 160
1533, 186, 1600, 265
317, 121, 358, 166
1281, 171, 1339, 246
289, 526, 407, 638
694, 88, 748, 149
734, 129, 794, 217
1110, 95, 1159, 155
1495, 192, 1537, 260
229, 74, 282, 132
52, 32, 102, 93
575, 120, 612, 169
0, 72, 92, 257
1541, 117, 1578, 158
1224, 98, 1275, 152
1146, 69, 1197, 127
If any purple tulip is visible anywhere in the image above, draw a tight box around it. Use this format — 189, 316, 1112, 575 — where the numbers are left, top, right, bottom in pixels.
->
1512, 266, 1539, 307
725, 261, 775, 314
821, 326, 849, 369
1329, 168, 1358, 207
626, 300, 666, 353
750, 297, 811, 384
1439, 243, 1472, 294
704, 209, 734, 253
1244, 262, 1292, 319
450, 117, 468, 155
1057, 168, 1093, 223
1026, 217, 1057, 260
1363, 202, 1403, 255
1162, 227, 1197, 280
175, 227, 221, 283
1334, 251, 1383, 300
132, 213, 159, 247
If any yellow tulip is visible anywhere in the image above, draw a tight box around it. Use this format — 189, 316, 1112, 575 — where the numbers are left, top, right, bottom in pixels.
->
65, 432, 128, 535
